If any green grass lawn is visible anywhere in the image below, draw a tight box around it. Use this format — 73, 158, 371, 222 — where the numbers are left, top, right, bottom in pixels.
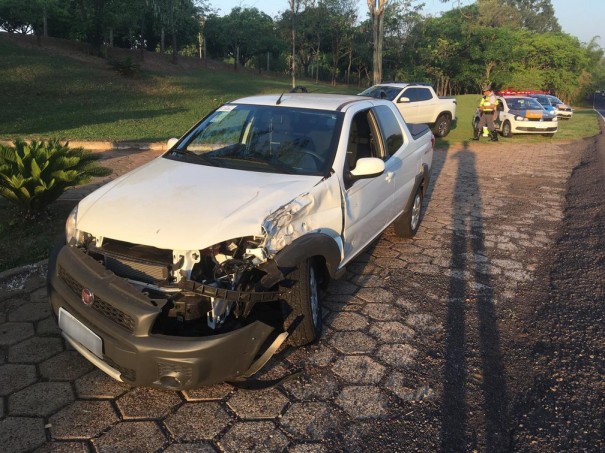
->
0, 35, 602, 272
0, 36, 357, 142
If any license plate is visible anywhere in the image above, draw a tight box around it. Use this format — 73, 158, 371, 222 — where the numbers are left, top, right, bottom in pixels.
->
58, 307, 103, 358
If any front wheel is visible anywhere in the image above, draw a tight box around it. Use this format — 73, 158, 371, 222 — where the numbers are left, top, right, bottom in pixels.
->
502, 120, 513, 137
281, 259, 322, 347
394, 186, 424, 238
432, 114, 452, 137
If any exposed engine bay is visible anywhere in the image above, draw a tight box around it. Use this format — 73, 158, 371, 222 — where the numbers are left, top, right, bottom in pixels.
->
79, 234, 283, 337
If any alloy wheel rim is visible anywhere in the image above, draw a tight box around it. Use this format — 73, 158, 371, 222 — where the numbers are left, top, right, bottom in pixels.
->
411, 194, 421, 230
309, 265, 319, 327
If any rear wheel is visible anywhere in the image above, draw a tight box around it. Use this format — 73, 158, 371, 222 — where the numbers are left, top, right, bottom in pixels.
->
281, 259, 322, 347
432, 114, 452, 137
394, 186, 423, 238
502, 120, 513, 137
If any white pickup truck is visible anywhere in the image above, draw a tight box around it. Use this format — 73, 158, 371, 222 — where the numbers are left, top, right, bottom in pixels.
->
360, 82, 457, 137
48, 93, 434, 389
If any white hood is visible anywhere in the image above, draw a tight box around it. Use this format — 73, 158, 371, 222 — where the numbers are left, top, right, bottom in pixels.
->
76, 157, 324, 250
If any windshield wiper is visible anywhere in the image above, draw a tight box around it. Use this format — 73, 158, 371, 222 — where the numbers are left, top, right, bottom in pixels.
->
170, 149, 219, 166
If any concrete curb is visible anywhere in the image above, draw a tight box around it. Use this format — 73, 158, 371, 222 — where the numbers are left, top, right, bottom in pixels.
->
0, 259, 48, 294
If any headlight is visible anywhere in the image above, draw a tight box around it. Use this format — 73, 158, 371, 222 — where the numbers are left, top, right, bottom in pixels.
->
65, 205, 81, 245
514, 115, 527, 121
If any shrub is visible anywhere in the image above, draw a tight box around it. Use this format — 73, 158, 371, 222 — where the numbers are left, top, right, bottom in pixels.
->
108, 56, 141, 77
0, 139, 112, 215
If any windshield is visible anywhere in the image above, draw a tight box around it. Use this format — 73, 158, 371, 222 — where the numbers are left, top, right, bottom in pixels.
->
359, 85, 401, 101
166, 104, 342, 176
532, 96, 550, 106
507, 97, 544, 110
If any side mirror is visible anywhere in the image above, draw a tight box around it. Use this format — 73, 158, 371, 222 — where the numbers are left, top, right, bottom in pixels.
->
350, 157, 385, 179
398, 96, 410, 103
166, 137, 179, 150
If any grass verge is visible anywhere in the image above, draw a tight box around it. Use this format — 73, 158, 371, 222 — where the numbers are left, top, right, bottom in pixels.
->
0, 199, 76, 273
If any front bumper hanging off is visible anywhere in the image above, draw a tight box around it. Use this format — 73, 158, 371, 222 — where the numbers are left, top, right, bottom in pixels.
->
47, 245, 283, 390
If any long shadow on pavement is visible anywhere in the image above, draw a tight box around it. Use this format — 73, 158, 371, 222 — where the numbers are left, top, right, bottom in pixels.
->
441, 141, 510, 452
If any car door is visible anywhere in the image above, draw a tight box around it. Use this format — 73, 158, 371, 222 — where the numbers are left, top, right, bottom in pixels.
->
372, 105, 417, 221
341, 108, 397, 263
396, 87, 432, 123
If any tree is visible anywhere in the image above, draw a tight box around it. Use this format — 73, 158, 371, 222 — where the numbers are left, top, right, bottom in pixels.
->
288, 0, 304, 87
502, 0, 560, 33
367, 0, 388, 84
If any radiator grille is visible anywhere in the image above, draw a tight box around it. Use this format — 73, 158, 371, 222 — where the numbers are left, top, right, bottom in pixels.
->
104, 255, 168, 284
58, 266, 136, 332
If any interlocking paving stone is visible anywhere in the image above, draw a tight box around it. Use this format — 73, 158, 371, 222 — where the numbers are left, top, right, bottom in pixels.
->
9, 381, 74, 416
325, 311, 368, 331
0, 363, 37, 395
39, 350, 95, 381
376, 343, 418, 368
33, 441, 89, 452
164, 403, 231, 441
116, 387, 181, 419
283, 369, 340, 401
0, 322, 35, 346
368, 321, 416, 343
8, 302, 51, 322
335, 385, 389, 419
280, 402, 339, 441
0, 417, 46, 452
332, 355, 385, 384
182, 383, 232, 401
29, 286, 48, 303
361, 303, 403, 321
49, 400, 119, 439
93, 421, 167, 452
36, 316, 62, 336
288, 443, 328, 453
285, 343, 336, 368
219, 421, 289, 452
8, 336, 63, 363
163, 443, 217, 452
75, 369, 131, 399
328, 330, 377, 354
227, 388, 288, 419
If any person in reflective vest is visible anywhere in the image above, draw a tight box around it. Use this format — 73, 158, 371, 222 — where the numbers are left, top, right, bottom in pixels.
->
474, 85, 499, 142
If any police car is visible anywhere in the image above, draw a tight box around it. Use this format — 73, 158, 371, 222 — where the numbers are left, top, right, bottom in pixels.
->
473, 95, 558, 137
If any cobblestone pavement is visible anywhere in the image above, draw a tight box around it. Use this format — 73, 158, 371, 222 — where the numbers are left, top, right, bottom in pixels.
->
0, 139, 584, 452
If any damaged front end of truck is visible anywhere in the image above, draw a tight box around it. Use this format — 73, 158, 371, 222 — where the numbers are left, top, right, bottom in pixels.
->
48, 180, 343, 390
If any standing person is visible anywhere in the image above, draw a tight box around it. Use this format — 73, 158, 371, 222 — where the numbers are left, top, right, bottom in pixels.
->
473, 85, 498, 142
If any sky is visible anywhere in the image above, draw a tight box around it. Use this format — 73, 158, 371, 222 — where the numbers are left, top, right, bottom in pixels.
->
210, 0, 603, 47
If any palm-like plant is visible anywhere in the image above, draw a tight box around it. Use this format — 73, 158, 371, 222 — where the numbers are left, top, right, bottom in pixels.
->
0, 139, 112, 214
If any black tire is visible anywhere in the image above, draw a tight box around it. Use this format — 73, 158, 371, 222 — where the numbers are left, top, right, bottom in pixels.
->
502, 120, 513, 137
432, 114, 452, 137
394, 185, 423, 238
281, 259, 322, 347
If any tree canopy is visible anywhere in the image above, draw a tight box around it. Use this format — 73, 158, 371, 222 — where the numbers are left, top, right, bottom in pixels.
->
0, 0, 603, 101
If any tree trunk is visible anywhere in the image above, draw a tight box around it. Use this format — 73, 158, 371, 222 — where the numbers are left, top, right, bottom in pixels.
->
161, 28, 165, 53
43, 6, 48, 38
368, 0, 387, 85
